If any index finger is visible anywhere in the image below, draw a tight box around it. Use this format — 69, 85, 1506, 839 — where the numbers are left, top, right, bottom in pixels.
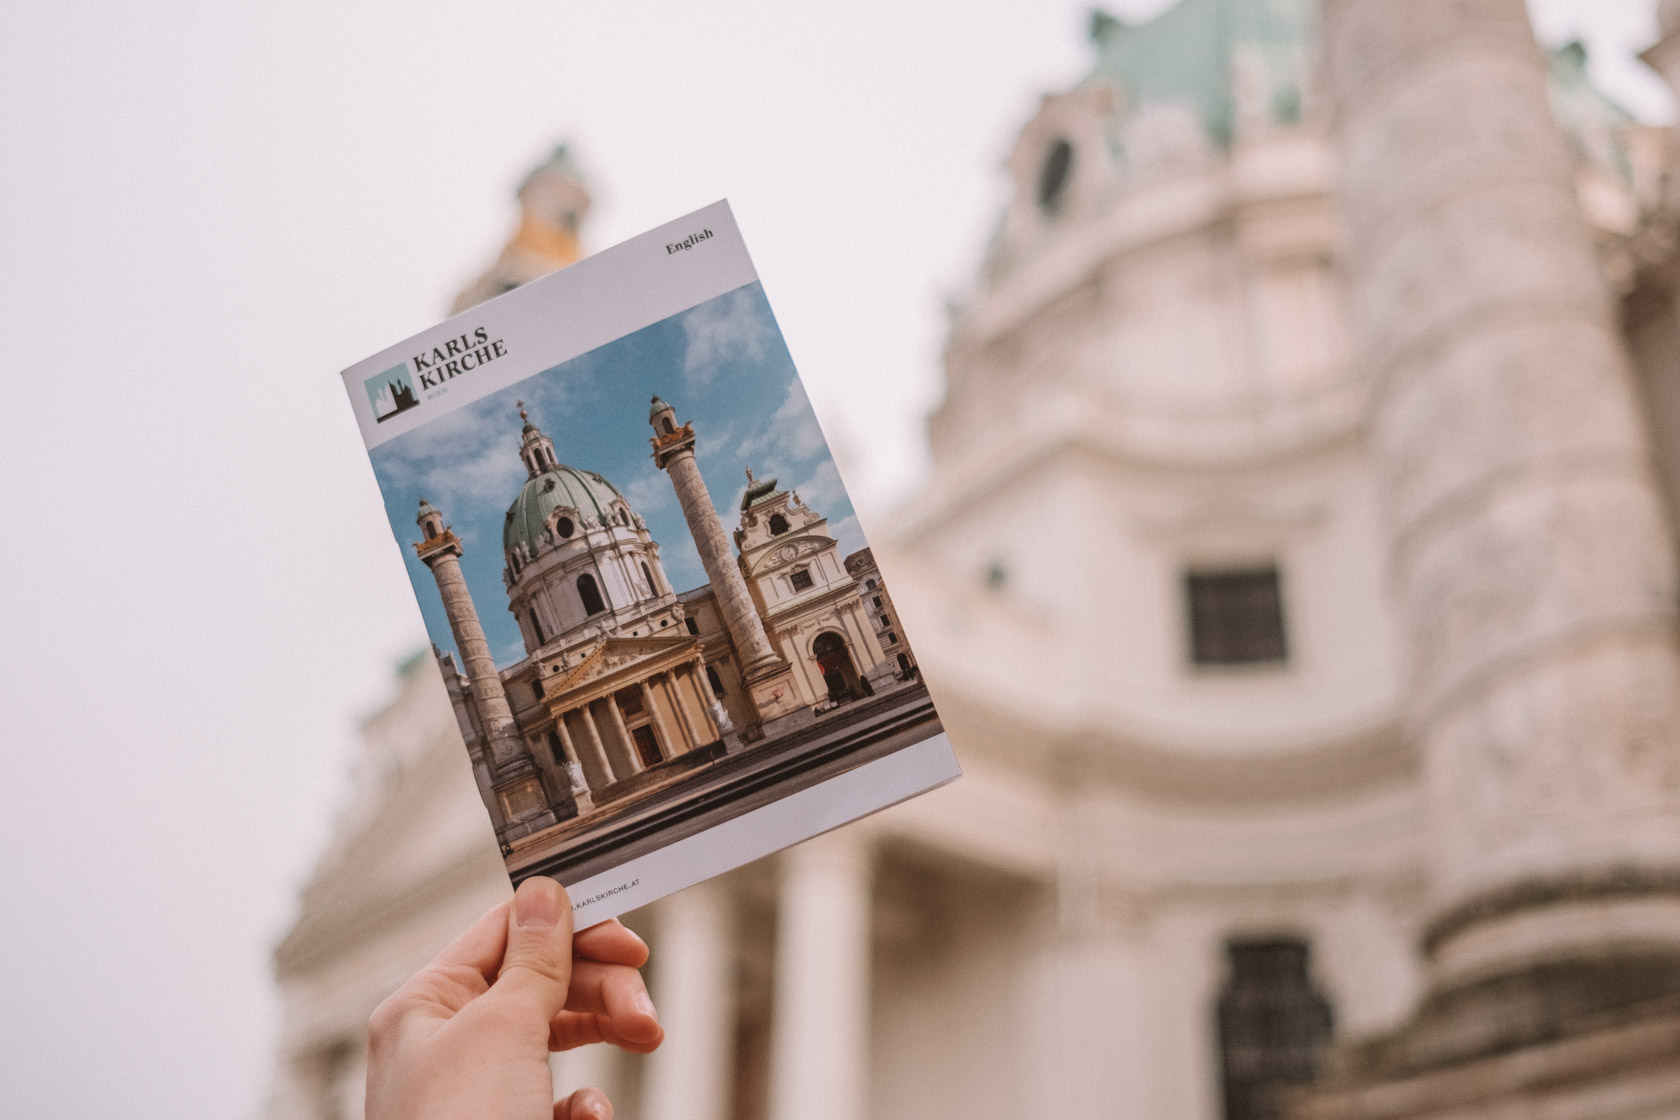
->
426, 898, 513, 982
573, 919, 648, 968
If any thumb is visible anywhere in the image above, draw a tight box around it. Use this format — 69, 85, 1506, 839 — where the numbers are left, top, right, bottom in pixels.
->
489, 876, 576, 1021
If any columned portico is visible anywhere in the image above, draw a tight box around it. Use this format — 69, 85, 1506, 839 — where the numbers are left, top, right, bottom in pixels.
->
768, 830, 873, 1120
642, 881, 737, 1120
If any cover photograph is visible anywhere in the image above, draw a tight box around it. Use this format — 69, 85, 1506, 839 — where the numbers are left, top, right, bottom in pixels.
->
341, 200, 960, 926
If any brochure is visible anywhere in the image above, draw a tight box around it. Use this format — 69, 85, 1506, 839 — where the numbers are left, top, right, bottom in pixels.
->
342, 200, 960, 927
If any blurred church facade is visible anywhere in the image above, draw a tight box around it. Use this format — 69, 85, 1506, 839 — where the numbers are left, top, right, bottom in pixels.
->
269, 3, 1680, 1119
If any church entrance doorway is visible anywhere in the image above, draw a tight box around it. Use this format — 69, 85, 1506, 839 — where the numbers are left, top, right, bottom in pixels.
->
615, 686, 664, 768
630, 725, 662, 768
813, 631, 862, 703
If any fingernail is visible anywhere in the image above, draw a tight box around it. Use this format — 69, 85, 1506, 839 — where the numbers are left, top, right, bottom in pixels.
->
515, 877, 561, 928
634, 991, 659, 1021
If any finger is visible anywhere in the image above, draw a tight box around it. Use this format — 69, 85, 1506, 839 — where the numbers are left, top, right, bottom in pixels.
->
426, 898, 513, 983
555, 1087, 613, 1120
377, 899, 512, 1022
485, 876, 576, 1021
561, 959, 661, 1044
549, 1012, 664, 1054
572, 920, 648, 968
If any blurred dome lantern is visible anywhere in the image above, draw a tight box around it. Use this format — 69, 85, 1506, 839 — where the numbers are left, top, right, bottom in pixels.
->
450, 142, 592, 313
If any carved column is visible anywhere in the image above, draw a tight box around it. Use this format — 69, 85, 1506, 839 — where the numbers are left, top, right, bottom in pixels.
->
1322, 0, 1680, 986
414, 500, 555, 837
650, 403, 777, 672
650, 396, 803, 727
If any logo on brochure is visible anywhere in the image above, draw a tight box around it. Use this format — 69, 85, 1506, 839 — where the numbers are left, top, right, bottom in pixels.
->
367, 364, 420, 423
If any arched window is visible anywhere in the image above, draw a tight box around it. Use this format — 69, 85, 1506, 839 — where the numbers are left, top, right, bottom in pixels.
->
1038, 137, 1074, 215
865, 578, 877, 590
577, 573, 606, 616
661, 417, 675, 435
641, 561, 657, 594
529, 610, 547, 644
769, 513, 790, 535
553, 516, 574, 539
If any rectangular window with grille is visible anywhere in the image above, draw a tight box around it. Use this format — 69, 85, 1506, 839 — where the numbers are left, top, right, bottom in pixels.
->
1185, 566, 1288, 666
1216, 938, 1333, 1120
790, 568, 814, 591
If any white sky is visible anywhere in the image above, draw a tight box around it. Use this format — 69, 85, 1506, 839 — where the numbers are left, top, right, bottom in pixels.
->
0, 1, 1668, 1116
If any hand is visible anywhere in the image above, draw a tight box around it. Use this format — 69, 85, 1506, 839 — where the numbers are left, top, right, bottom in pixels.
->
366, 876, 664, 1120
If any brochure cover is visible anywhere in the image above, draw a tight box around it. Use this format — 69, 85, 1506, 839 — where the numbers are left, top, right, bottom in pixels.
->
342, 200, 959, 927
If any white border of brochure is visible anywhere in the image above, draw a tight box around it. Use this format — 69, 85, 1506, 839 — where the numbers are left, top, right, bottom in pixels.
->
568, 734, 956, 928
341, 200, 960, 927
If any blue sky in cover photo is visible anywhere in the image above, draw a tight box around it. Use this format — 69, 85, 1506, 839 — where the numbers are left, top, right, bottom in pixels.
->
367, 280, 863, 669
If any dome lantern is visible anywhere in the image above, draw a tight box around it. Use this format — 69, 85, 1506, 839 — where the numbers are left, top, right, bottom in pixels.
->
516, 400, 560, 478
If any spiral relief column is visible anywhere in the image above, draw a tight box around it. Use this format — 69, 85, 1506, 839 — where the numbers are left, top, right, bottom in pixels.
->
649, 395, 803, 734
415, 498, 558, 841
1322, 0, 1680, 996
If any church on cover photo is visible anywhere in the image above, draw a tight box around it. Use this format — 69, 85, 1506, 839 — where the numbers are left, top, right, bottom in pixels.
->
409, 388, 930, 883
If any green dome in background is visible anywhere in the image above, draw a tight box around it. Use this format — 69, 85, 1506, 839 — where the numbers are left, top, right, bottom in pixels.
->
503, 464, 627, 555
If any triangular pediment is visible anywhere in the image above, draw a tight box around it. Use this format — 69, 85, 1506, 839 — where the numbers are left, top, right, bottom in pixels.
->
551, 633, 698, 693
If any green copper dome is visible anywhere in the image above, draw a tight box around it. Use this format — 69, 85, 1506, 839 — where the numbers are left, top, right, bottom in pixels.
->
503, 464, 627, 555
1088, 0, 1313, 148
